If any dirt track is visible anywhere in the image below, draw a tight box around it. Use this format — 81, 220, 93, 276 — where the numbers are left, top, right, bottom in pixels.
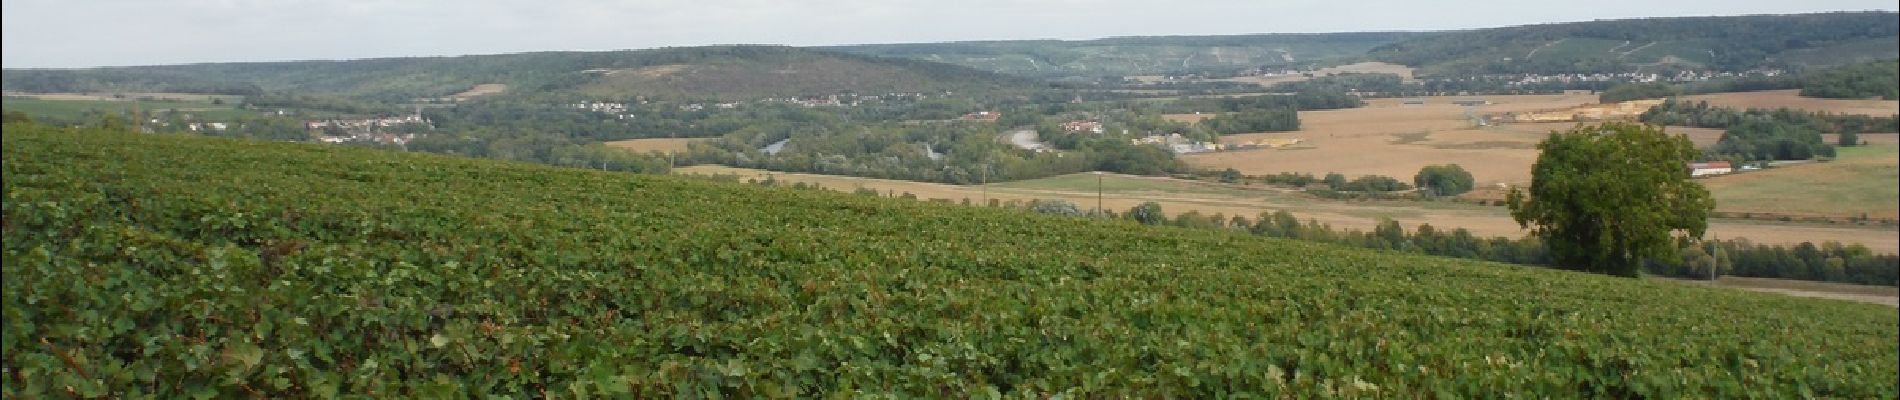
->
1669, 277, 1899, 307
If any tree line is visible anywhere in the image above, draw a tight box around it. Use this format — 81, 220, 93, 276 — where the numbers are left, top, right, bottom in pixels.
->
1800, 59, 1899, 100
1185, 165, 1479, 199
1640, 99, 1899, 161
1641, 99, 1898, 134
986, 197, 1897, 287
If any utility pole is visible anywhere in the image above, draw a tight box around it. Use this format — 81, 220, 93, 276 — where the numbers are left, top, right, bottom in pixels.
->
980, 164, 988, 206
1095, 171, 1104, 218
1709, 235, 1721, 282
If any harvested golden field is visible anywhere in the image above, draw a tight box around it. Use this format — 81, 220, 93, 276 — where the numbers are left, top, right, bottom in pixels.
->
1679, 90, 1900, 118
675, 165, 1898, 253
605, 137, 707, 154
449, 84, 507, 100
1673, 126, 1729, 147
1183, 93, 1601, 186
1497, 99, 1662, 123
1825, 133, 1900, 145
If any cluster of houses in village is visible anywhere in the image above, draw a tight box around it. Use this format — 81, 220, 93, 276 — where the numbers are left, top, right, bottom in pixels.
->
562, 92, 948, 116
316, 132, 419, 145
572, 101, 629, 114
185, 122, 228, 132
762, 95, 850, 107
677, 102, 742, 112
306, 113, 431, 145
1131, 133, 1302, 154
304, 113, 429, 132
1499, 69, 1785, 86
1136, 68, 1312, 83
569, 101, 646, 119
137, 118, 229, 133
758, 92, 938, 108
1060, 120, 1105, 134
1132, 133, 1225, 154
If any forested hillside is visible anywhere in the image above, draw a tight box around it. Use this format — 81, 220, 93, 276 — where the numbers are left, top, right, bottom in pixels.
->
1800, 59, 1900, 100
830, 32, 1420, 78
1368, 12, 1899, 76
1, 46, 1036, 102
5, 121, 1897, 397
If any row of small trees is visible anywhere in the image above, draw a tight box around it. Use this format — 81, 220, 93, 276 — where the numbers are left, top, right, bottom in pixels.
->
1197, 164, 1475, 197
1007, 199, 1895, 287
1659, 238, 1898, 285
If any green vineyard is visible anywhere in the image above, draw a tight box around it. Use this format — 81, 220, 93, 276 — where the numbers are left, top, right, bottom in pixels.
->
3, 124, 1896, 397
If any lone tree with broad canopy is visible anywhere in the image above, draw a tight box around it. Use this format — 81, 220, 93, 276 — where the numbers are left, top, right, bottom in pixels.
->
1414, 164, 1475, 197
1507, 122, 1715, 277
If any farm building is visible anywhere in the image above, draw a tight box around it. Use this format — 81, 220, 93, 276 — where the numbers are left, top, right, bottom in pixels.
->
1061, 121, 1105, 134
1688, 161, 1733, 177
1452, 100, 1490, 106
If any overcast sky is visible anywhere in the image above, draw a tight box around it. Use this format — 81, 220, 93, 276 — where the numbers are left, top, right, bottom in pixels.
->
4, 0, 1894, 69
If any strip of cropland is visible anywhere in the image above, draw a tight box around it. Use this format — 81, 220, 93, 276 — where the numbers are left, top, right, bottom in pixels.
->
677, 165, 1900, 253
4, 125, 1895, 397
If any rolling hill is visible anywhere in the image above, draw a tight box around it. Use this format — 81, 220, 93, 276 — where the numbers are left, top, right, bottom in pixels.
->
0, 46, 1038, 102
1368, 12, 1900, 76
7, 12, 1894, 103
4, 123, 1895, 396
829, 32, 1420, 78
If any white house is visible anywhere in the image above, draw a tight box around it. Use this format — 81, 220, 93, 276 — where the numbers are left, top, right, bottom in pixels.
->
1689, 161, 1733, 177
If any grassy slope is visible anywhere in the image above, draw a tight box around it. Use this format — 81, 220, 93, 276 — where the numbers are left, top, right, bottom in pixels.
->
1, 97, 252, 120
1705, 144, 1900, 219
827, 33, 1421, 77
3, 126, 1895, 397
1369, 12, 1900, 75
574, 50, 1031, 100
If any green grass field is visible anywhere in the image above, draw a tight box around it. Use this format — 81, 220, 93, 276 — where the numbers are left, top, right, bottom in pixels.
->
5, 124, 1896, 397
1706, 144, 1900, 219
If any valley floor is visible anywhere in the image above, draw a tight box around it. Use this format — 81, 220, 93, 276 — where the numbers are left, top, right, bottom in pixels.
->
677, 165, 1900, 253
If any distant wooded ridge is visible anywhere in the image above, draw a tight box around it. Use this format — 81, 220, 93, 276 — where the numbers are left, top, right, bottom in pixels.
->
3, 11, 1895, 100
